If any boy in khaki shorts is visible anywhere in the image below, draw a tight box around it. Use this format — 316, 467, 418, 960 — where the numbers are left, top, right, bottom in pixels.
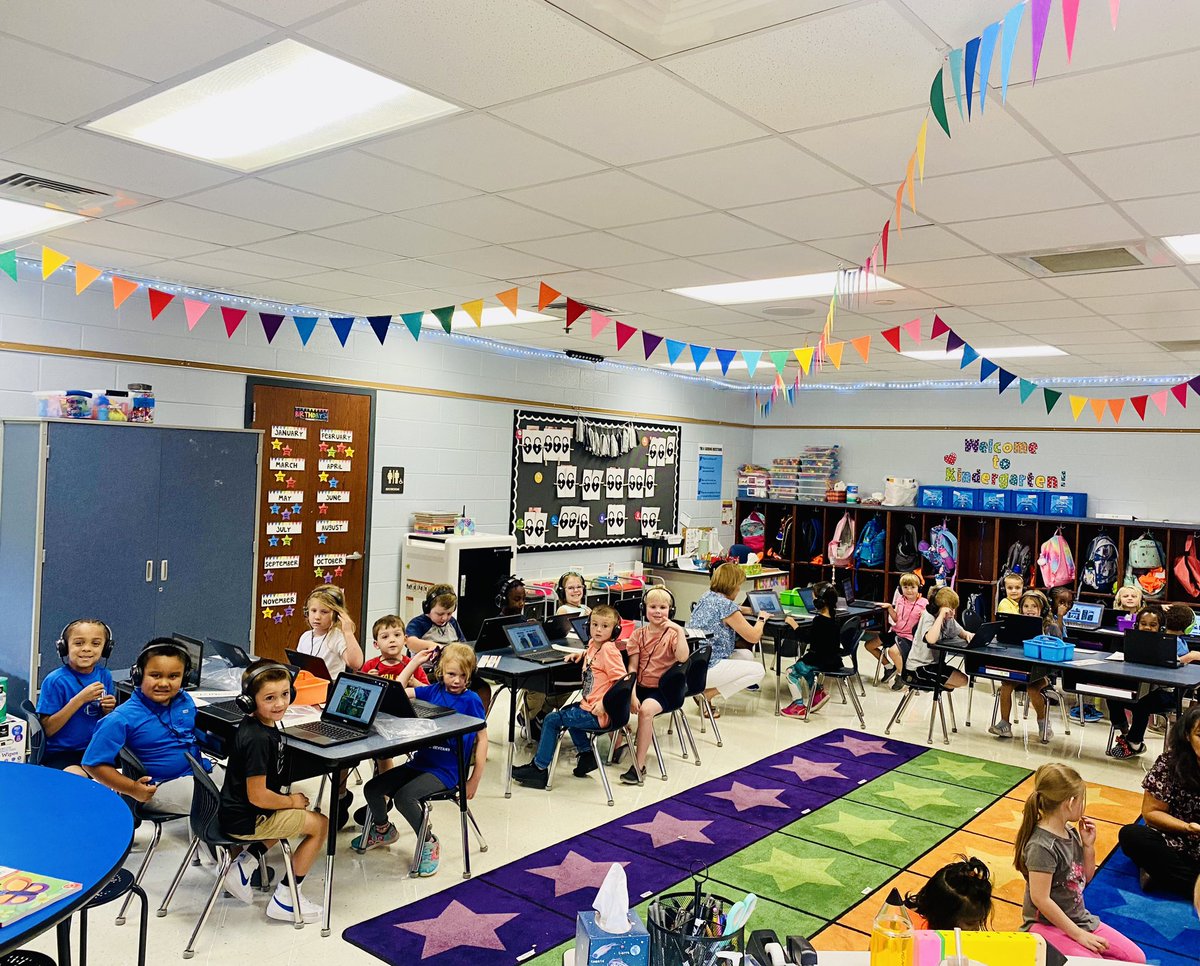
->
219, 660, 328, 923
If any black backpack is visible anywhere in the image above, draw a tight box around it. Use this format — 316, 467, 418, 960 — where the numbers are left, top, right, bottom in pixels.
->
797, 514, 822, 562
894, 523, 921, 571
960, 592, 989, 632
1003, 540, 1033, 580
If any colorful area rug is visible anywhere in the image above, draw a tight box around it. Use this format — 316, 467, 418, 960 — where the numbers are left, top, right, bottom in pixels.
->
343, 729, 1198, 966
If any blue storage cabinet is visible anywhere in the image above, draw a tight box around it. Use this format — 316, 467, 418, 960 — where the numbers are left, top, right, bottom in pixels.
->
0, 420, 261, 710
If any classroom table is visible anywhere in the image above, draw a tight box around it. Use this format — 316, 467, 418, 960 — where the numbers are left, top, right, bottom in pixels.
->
0, 761, 135, 964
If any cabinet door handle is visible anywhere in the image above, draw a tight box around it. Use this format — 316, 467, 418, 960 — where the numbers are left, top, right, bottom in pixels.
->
146, 560, 154, 582
160, 559, 169, 582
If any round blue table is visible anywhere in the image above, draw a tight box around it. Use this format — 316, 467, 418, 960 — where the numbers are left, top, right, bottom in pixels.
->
0, 762, 134, 963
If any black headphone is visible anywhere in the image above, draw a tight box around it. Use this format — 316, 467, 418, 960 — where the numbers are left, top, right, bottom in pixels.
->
423, 584, 453, 614
496, 575, 525, 610
57, 619, 115, 662
587, 611, 623, 642
235, 662, 296, 715
640, 587, 677, 622
555, 571, 584, 603
129, 638, 193, 688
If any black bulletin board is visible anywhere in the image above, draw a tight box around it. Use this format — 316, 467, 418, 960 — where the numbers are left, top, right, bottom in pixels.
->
509, 408, 681, 553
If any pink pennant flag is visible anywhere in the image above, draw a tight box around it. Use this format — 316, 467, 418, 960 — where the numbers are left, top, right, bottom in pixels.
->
614, 321, 636, 351
901, 318, 922, 344
1062, 0, 1080, 61
1151, 390, 1169, 415
930, 314, 950, 339
184, 298, 210, 331
1171, 383, 1189, 408
589, 310, 611, 339
221, 306, 247, 338
1110, 0, 1120, 29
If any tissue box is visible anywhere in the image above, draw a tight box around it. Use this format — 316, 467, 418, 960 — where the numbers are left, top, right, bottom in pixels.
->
575, 911, 649, 966
0, 716, 27, 763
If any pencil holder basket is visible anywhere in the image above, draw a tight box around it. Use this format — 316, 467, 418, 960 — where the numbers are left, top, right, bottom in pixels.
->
647, 891, 744, 966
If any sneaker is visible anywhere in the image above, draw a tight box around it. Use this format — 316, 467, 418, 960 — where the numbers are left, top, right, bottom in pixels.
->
350, 823, 398, 852
416, 839, 440, 877
810, 687, 831, 712
781, 701, 807, 719
514, 766, 548, 789
574, 751, 598, 777
745, 683, 761, 692
1107, 735, 1146, 760
1039, 719, 1054, 743
1083, 705, 1104, 722
890, 675, 906, 691
619, 764, 645, 785
223, 852, 256, 904
267, 886, 321, 924
511, 761, 541, 780
881, 665, 897, 685
988, 721, 1013, 738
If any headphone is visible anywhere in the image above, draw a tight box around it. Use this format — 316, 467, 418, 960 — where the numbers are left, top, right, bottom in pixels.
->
57, 619, 115, 662
235, 662, 296, 715
555, 571, 584, 603
640, 587, 677, 622
496, 575, 525, 610
129, 638, 193, 688
422, 584, 453, 614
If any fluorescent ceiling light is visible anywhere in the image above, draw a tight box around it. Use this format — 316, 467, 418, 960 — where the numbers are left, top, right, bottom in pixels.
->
902, 346, 1067, 360
670, 271, 903, 305
0, 198, 86, 245
657, 360, 750, 373
430, 307, 555, 329
86, 40, 461, 172
1162, 233, 1200, 264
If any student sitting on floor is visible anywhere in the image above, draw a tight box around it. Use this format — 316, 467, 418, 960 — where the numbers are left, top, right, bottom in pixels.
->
864, 573, 927, 689
513, 605, 625, 790
37, 618, 117, 776
990, 591, 1055, 742
220, 661, 328, 923
782, 585, 842, 720
904, 587, 972, 692
997, 572, 1024, 615
904, 855, 993, 929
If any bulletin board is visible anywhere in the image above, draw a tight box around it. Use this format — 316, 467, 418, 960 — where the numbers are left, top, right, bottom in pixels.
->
509, 408, 681, 553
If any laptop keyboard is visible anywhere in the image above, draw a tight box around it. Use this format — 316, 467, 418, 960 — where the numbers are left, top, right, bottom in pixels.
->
295, 721, 361, 740
413, 702, 447, 719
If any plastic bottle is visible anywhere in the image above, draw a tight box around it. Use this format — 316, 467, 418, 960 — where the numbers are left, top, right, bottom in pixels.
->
869, 887, 913, 966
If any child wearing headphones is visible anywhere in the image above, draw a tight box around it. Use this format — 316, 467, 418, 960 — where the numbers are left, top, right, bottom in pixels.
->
351, 643, 487, 876
497, 575, 527, 617
37, 619, 117, 775
83, 638, 221, 815
783, 585, 842, 720
404, 585, 466, 652
555, 571, 591, 616
219, 661, 328, 923
296, 584, 363, 679
989, 590, 1054, 742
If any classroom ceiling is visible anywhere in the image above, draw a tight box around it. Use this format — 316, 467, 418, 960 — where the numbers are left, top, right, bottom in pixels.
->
4, 0, 1200, 385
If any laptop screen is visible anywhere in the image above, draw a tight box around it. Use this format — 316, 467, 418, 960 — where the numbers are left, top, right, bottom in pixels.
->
798, 588, 814, 612
172, 634, 204, 690
570, 615, 590, 642
841, 579, 856, 606
323, 673, 385, 728
1064, 602, 1103, 626
746, 590, 782, 614
504, 620, 551, 653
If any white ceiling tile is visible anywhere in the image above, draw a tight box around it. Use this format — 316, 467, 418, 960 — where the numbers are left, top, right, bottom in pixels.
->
183, 247, 325, 280
182, 179, 375, 230
1108, 310, 1200, 332
262, 150, 477, 212
286, 270, 413, 297
1071, 136, 1200, 202
0, 108, 57, 153
1043, 267, 1197, 300
601, 290, 711, 315
23, 238, 162, 271
511, 272, 648, 300
811, 225, 983, 265
966, 300, 1098, 322
949, 205, 1137, 253
241, 234, 392, 269
691, 244, 840, 281
314, 216, 486, 257
216, 0, 344, 26
884, 256, 1028, 289
501, 170, 707, 230
0, 36, 149, 123
401, 195, 582, 244
1079, 291, 1200, 316
232, 280, 347, 308
1119, 194, 1200, 238
300, 0, 637, 108
137, 259, 268, 291
382, 289, 459, 312
665, 2, 935, 131
48, 219, 217, 259
613, 212, 791, 257
923, 279, 1062, 306
601, 259, 741, 289
351, 259, 494, 289
110, 202, 288, 246
493, 68, 763, 166
1006, 317, 1122, 336
426, 246, 574, 280
1050, 327, 1149, 345
737, 189, 926, 242
512, 232, 670, 269
362, 114, 603, 193
917, 159, 1102, 224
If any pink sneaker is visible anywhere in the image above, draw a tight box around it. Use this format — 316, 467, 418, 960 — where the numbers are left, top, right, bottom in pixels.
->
810, 687, 831, 712
781, 701, 807, 718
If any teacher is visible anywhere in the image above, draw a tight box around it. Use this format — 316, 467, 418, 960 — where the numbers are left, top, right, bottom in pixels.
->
1118, 704, 1200, 897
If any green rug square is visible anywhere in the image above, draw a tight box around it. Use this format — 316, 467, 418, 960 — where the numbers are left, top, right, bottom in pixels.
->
783, 797, 954, 868
896, 749, 1030, 796
845, 771, 996, 828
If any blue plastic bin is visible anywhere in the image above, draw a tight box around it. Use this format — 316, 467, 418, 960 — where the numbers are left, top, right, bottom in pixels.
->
918, 486, 948, 508
1023, 635, 1075, 662
1012, 491, 1044, 515
1045, 492, 1088, 517
979, 489, 1011, 513
949, 487, 978, 510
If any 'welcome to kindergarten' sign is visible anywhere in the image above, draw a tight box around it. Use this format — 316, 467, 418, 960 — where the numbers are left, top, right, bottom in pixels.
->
941, 437, 1067, 489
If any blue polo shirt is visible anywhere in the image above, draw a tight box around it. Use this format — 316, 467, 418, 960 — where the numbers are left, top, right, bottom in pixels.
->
408, 684, 485, 789
83, 689, 208, 784
37, 665, 115, 754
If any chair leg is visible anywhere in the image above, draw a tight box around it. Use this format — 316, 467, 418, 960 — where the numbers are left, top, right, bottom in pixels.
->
884, 690, 912, 736
700, 696, 723, 746
947, 692, 958, 733
545, 733, 564, 791
675, 713, 688, 759
182, 849, 231, 959
354, 803, 375, 855
927, 692, 939, 745
650, 732, 668, 782
965, 677, 975, 727
314, 774, 328, 813
465, 805, 488, 852
1058, 690, 1071, 735
158, 836, 201, 917
352, 766, 364, 785
118, 820, 161, 925
590, 736, 616, 806
990, 690, 1002, 729
847, 682, 866, 729
255, 852, 271, 893
936, 694, 951, 745
277, 839, 304, 929
835, 677, 847, 704
133, 884, 148, 966
409, 802, 433, 878
676, 712, 702, 766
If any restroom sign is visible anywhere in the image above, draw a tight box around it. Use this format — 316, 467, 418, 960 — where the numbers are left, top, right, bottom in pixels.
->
381, 466, 404, 494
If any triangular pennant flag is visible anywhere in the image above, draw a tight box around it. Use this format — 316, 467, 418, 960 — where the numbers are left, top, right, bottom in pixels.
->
715, 348, 737, 376
1130, 395, 1148, 420
786, 384, 795, 406
666, 339, 686, 365
184, 298, 210, 331
793, 347, 815, 374
1069, 395, 1087, 421
590, 310, 611, 339
260, 312, 285, 344
293, 316, 318, 346
960, 345, 980, 369
1171, 382, 1189, 408
901, 318, 922, 343
929, 68, 951, 138
330, 317, 355, 347
915, 119, 929, 182
496, 287, 519, 316
977, 21, 1000, 113
948, 47, 965, 120
964, 36, 981, 119
1110, 0, 1120, 29
564, 298, 587, 329
1062, 0, 1080, 61
41, 247, 69, 280
1108, 398, 1125, 423
688, 344, 711, 371
769, 349, 790, 374
997, 368, 1017, 394
946, 331, 965, 353
431, 306, 455, 334
1089, 398, 1107, 422
111, 276, 138, 310
537, 282, 560, 312
642, 331, 664, 360
1190, 375, 1200, 396
880, 326, 902, 353
461, 299, 484, 327
1043, 388, 1062, 414
148, 288, 175, 320
893, 183, 904, 234
0, 250, 16, 282
1030, 0, 1052, 83
850, 335, 871, 364
904, 153, 916, 213
615, 322, 636, 351
931, 314, 949, 339
401, 311, 424, 341
741, 349, 762, 377
1000, 2, 1026, 102
221, 306, 247, 338
1151, 390, 1169, 415
367, 315, 391, 344
825, 342, 845, 369
1019, 378, 1037, 403
881, 221, 890, 271
75, 262, 102, 294
979, 358, 999, 382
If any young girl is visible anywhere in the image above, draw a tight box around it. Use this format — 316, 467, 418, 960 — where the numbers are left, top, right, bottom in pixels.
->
1015, 763, 1145, 962
497, 575, 527, 617
990, 592, 1053, 742
621, 588, 689, 785
998, 573, 1025, 615
1114, 585, 1143, 616
783, 585, 842, 719
555, 571, 591, 617
904, 856, 993, 930
864, 574, 927, 690
37, 619, 117, 775
351, 643, 487, 876
296, 584, 363, 678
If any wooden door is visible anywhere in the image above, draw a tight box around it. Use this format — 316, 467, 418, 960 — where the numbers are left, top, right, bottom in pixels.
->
248, 382, 373, 662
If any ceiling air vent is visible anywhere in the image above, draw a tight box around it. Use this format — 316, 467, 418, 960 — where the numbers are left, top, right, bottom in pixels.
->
0, 169, 153, 217
1006, 240, 1173, 278
1155, 340, 1200, 353
547, 298, 617, 315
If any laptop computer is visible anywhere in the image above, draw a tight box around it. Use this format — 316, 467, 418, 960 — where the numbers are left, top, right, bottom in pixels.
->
746, 589, 786, 619
542, 614, 577, 644
381, 680, 455, 720
1122, 629, 1180, 668
282, 671, 386, 746
967, 621, 1004, 649
284, 648, 332, 681
997, 614, 1043, 646
504, 620, 566, 664
171, 634, 205, 690
205, 636, 252, 668
1063, 601, 1104, 631
569, 615, 591, 643
474, 615, 526, 652
797, 588, 814, 614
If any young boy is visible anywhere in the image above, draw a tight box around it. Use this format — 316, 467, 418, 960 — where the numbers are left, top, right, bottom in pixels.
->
997, 573, 1024, 615
83, 639, 220, 815
513, 604, 626, 789
405, 585, 466, 652
905, 588, 973, 693
37, 619, 116, 775
364, 615, 429, 683
220, 661, 328, 922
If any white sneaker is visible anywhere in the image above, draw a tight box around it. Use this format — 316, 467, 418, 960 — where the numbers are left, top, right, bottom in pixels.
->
223, 852, 256, 904
267, 886, 321, 924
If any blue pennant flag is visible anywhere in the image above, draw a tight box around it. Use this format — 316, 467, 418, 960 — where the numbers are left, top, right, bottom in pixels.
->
330, 317, 354, 347
1000, 2, 1025, 102
964, 36, 981, 118
689, 344, 711, 371
715, 348, 737, 375
666, 339, 686, 364
948, 47, 965, 119
960, 344, 980, 369
742, 350, 763, 377
293, 316, 318, 346
367, 315, 391, 344
1019, 378, 1037, 403
997, 368, 1017, 393
977, 21, 1000, 113
979, 358, 999, 381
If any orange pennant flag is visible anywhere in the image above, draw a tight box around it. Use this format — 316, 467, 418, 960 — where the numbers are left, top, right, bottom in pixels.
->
904, 153, 916, 213
916, 118, 929, 181
1069, 395, 1088, 421
462, 299, 485, 327
894, 183, 904, 234
495, 287, 519, 316
111, 276, 138, 310
75, 262, 103, 294
1108, 398, 1125, 423
1089, 398, 1107, 422
41, 246, 69, 280
793, 347, 815, 374
537, 282, 560, 312
850, 334, 871, 364
825, 341, 845, 369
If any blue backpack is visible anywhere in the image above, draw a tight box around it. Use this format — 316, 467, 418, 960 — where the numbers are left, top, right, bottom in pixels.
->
920, 524, 958, 586
854, 515, 886, 568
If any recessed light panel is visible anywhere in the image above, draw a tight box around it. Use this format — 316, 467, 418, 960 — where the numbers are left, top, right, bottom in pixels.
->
0, 197, 85, 245
1163, 234, 1200, 264
903, 346, 1067, 361
671, 271, 902, 305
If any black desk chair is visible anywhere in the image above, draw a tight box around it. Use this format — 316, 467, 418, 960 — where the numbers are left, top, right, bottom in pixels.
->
679, 643, 722, 746
0, 952, 56, 965
546, 673, 638, 805
647, 658, 698, 780
406, 782, 488, 880
819, 618, 867, 728
18, 700, 44, 765
78, 870, 147, 966
884, 671, 958, 746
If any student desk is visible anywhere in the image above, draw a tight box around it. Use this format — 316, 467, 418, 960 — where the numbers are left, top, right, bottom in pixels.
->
0, 762, 135, 965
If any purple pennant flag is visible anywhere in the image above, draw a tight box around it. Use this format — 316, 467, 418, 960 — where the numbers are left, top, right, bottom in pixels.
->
945, 331, 965, 353
997, 368, 1017, 393
293, 316, 318, 346
665, 339, 686, 364
964, 36, 981, 118
979, 358, 999, 381
688, 344, 711, 371
1030, 0, 1052, 84
1189, 375, 1200, 397
715, 348, 737, 376
367, 315, 391, 344
642, 331, 664, 360
1000, 2, 1025, 102
977, 21, 1000, 112
260, 312, 285, 344
330, 317, 354, 347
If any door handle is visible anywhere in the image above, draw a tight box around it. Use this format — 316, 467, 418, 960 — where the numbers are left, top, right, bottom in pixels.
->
346, 552, 363, 561
146, 560, 154, 582
160, 559, 169, 581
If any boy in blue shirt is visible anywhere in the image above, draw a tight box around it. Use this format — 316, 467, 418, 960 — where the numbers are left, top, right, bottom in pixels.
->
37, 619, 116, 774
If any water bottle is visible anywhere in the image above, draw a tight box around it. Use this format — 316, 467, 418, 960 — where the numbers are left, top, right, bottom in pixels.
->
869, 887, 913, 966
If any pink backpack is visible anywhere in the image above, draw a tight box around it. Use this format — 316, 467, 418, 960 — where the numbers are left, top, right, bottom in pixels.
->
1037, 531, 1076, 589
828, 513, 856, 568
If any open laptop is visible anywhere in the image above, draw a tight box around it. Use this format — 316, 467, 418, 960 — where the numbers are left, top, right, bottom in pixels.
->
542, 614, 577, 644
997, 614, 1043, 646
967, 621, 1004, 649
381, 680, 455, 720
285, 648, 332, 681
569, 615, 591, 643
474, 615, 526, 652
797, 588, 814, 614
283, 672, 386, 746
1123, 629, 1180, 668
1063, 601, 1104, 631
746, 589, 786, 619
504, 620, 565, 664
170, 634, 205, 690
206, 636, 252, 668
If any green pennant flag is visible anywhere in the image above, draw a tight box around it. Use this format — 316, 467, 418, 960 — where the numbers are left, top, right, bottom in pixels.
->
431, 306, 455, 334
769, 349, 789, 374
0, 250, 16, 282
1019, 378, 1037, 403
930, 68, 951, 138
1043, 388, 1062, 414
400, 311, 424, 341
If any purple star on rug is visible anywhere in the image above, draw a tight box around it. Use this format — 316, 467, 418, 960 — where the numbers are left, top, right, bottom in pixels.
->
624, 811, 713, 849
827, 735, 896, 757
396, 898, 517, 958
527, 850, 629, 897
706, 781, 789, 813
772, 757, 847, 781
